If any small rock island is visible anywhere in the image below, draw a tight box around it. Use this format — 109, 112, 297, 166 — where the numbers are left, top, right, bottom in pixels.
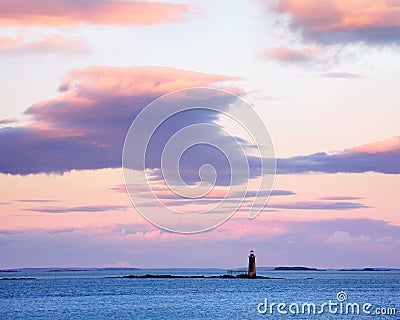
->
109, 250, 283, 280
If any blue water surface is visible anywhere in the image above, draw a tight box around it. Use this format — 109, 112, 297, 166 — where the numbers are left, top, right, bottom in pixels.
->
0, 269, 399, 319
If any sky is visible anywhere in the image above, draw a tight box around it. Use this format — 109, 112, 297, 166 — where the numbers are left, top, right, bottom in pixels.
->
0, 0, 399, 269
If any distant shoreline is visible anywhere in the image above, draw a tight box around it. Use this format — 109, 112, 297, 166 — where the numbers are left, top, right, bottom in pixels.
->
1, 267, 399, 272
108, 274, 284, 279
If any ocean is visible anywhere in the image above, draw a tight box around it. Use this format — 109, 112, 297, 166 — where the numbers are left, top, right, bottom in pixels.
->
0, 269, 399, 319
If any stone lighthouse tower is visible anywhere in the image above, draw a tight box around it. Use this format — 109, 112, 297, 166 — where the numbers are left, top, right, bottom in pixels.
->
248, 250, 256, 278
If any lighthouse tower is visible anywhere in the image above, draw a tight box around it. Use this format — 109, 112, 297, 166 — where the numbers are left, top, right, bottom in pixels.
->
248, 250, 256, 278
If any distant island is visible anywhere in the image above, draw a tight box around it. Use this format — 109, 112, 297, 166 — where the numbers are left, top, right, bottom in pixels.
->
108, 274, 284, 279
0, 277, 35, 281
339, 268, 391, 272
48, 269, 89, 272
274, 266, 323, 271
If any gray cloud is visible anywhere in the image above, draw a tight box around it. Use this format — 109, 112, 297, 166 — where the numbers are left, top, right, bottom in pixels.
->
268, 201, 369, 210
320, 72, 364, 79
244, 190, 296, 197
277, 147, 400, 175
319, 196, 363, 201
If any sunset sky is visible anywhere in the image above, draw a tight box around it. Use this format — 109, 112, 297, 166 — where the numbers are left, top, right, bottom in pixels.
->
1, 0, 399, 269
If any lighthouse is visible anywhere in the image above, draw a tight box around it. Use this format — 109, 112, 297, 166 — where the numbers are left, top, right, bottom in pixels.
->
248, 250, 256, 278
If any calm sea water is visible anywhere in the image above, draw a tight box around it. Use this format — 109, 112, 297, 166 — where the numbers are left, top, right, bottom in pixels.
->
0, 269, 399, 319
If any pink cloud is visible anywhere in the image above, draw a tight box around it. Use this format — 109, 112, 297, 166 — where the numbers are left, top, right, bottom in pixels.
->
0, 0, 195, 26
277, 135, 400, 174
0, 34, 89, 55
0, 66, 242, 175
265, 45, 316, 63
325, 230, 370, 245
102, 261, 136, 268
26, 65, 242, 133
271, 0, 400, 44
56, 66, 241, 99
1, 218, 399, 268
0, 118, 17, 125
346, 136, 400, 154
